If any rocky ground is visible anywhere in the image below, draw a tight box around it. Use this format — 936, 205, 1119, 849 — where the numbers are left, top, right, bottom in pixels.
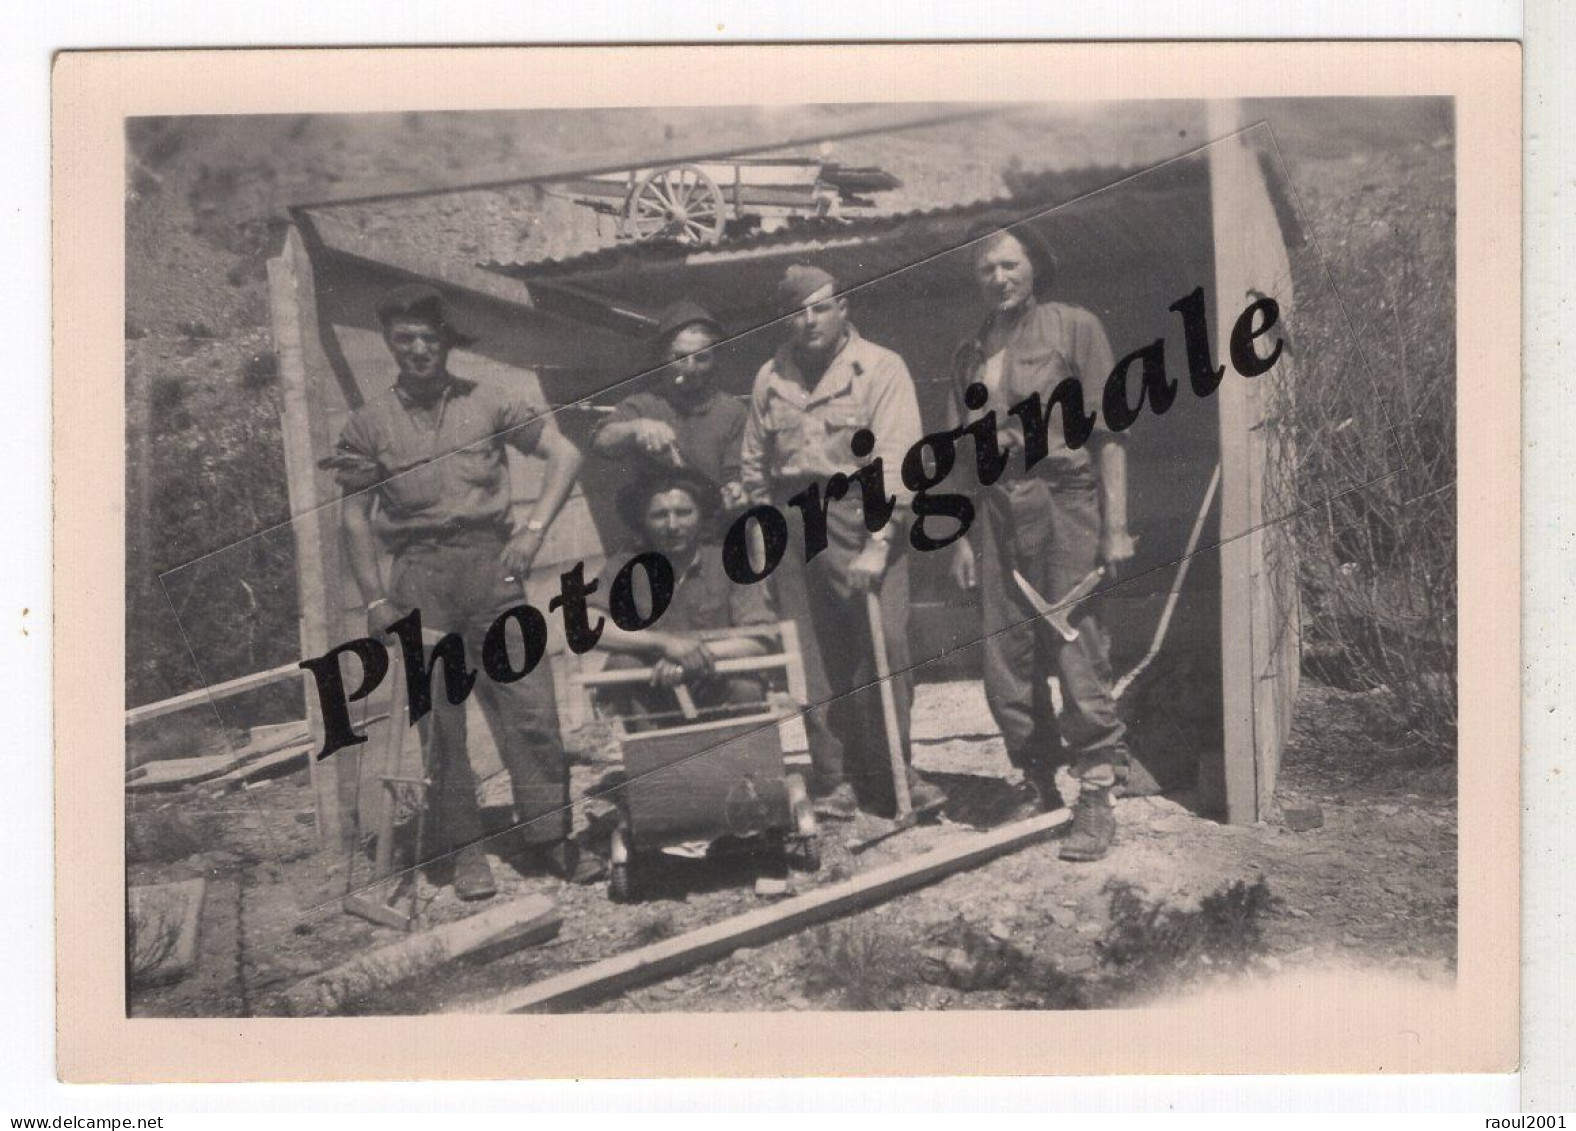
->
126, 677, 1455, 1017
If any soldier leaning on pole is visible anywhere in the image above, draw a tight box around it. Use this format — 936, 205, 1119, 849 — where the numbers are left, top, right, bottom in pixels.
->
322, 283, 604, 900
739, 264, 948, 822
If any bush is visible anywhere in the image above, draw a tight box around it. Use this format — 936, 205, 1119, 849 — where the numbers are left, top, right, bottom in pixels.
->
1098, 877, 1277, 988
1272, 206, 1457, 759
797, 923, 913, 1010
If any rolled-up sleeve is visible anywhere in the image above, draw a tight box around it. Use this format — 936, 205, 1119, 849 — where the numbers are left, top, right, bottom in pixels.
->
593, 396, 643, 448
1071, 308, 1124, 446
320, 410, 386, 495
496, 389, 548, 456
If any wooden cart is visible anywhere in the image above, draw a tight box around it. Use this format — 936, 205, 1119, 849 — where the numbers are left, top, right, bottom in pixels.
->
570, 622, 819, 901
559, 157, 901, 245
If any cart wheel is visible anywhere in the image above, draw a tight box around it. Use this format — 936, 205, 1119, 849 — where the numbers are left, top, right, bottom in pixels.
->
623, 164, 726, 245
791, 835, 822, 874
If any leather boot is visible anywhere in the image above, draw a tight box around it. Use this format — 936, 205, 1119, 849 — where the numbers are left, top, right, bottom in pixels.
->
907, 770, 948, 817
1059, 786, 1116, 862
540, 839, 607, 885
813, 783, 858, 821
452, 843, 498, 901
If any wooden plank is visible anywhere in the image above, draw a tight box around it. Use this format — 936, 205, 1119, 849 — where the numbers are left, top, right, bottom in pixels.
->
462, 809, 1070, 1014
269, 236, 343, 850
1208, 103, 1300, 823
1210, 102, 1263, 825
124, 661, 304, 727
126, 754, 245, 792
126, 879, 206, 987
248, 721, 309, 750
205, 741, 315, 789
276, 896, 560, 1016
577, 653, 797, 687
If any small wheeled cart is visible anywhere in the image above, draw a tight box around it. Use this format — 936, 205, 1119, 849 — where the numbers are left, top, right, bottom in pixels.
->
573, 623, 820, 902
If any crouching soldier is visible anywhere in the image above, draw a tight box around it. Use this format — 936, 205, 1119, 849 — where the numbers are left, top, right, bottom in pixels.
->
324, 283, 603, 899
591, 466, 775, 727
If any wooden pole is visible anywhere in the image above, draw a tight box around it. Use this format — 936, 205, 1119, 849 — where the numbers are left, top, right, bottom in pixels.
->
865, 592, 911, 819
125, 659, 304, 726
461, 809, 1069, 1014
267, 237, 341, 849
1209, 100, 1261, 826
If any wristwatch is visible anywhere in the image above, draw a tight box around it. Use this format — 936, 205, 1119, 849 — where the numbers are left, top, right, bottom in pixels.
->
521, 518, 547, 534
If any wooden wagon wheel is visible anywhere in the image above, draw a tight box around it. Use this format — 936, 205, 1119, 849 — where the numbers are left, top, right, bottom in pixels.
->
622, 164, 727, 245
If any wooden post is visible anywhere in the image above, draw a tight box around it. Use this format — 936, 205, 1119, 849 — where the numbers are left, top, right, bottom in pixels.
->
1209, 102, 1300, 824
267, 233, 341, 850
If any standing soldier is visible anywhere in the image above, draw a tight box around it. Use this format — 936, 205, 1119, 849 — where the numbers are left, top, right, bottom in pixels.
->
947, 216, 1138, 862
325, 284, 602, 900
740, 265, 947, 821
592, 301, 749, 516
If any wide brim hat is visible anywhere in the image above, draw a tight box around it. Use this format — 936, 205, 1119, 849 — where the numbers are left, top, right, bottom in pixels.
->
375, 282, 479, 348
963, 212, 1058, 298
615, 463, 725, 535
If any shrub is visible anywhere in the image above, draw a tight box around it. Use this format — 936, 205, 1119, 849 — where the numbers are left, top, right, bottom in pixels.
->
1272, 208, 1457, 758
797, 923, 913, 1010
1098, 877, 1277, 988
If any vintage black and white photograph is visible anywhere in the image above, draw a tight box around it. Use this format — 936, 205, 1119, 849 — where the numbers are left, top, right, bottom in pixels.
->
115, 89, 1464, 1025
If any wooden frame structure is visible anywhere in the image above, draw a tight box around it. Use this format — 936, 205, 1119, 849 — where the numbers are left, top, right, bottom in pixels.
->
258, 104, 1303, 849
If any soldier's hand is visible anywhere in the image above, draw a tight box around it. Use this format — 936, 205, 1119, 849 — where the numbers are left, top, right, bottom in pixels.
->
366, 599, 403, 637
848, 541, 889, 594
1100, 528, 1139, 575
502, 528, 546, 577
663, 636, 715, 678
719, 480, 748, 512
949, 540, 978, 591
632, 420, 680, 461
651, 659, 687, 689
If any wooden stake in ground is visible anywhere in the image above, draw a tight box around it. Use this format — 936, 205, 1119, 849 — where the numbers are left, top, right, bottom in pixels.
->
459, 808, 1070, 1015
278, 895, 561, 1016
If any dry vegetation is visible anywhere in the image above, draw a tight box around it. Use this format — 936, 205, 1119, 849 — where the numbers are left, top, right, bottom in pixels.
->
1275, 150, 1457, 759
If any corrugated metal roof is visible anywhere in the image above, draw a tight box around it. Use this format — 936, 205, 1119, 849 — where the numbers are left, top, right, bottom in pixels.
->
483, 157, 1226, 285
483, 196, 1018, 280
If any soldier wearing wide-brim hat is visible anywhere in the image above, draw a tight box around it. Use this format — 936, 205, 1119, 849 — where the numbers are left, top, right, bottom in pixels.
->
591, 465, 776, 725
592, 299, 749, 523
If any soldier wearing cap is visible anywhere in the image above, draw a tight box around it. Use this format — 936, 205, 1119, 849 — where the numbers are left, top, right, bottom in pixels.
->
739, 265, 947, 821
592, 300, 749, 517
947, 216, 1137, 862
590, 465, 776, 727
324, 283, 601, 899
